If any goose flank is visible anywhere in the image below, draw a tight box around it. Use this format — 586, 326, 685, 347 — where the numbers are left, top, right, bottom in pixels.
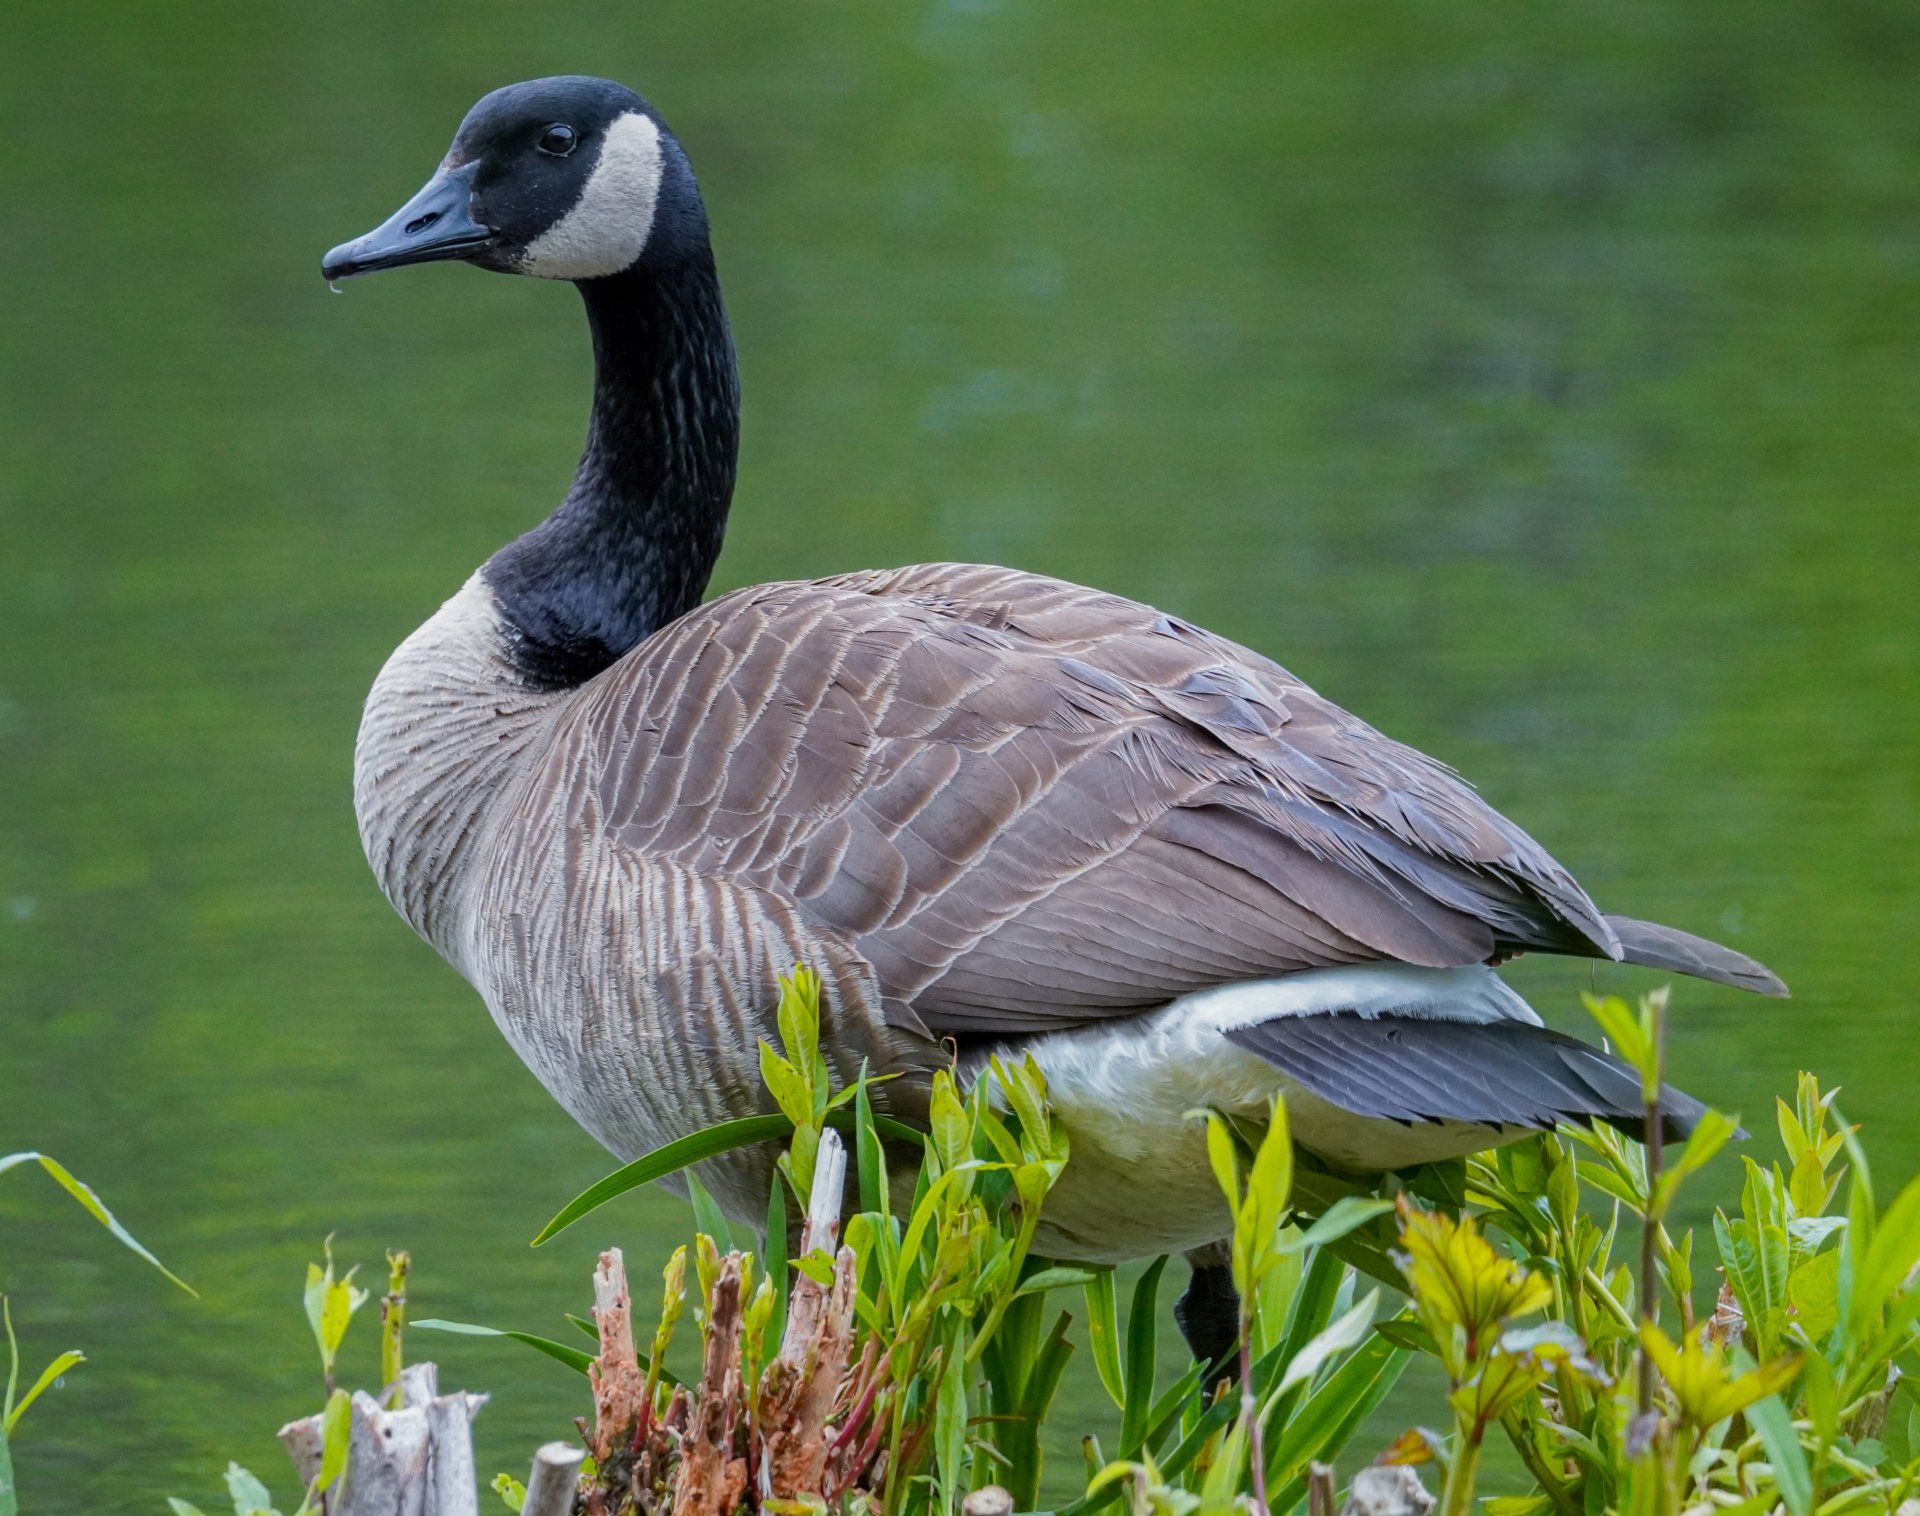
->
321, 76, 1784, 1358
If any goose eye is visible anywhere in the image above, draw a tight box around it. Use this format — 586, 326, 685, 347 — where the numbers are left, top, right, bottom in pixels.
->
537, 124, 577, 156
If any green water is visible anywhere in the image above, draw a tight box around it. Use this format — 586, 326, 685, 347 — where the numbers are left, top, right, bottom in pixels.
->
4, 1, 1918, 1507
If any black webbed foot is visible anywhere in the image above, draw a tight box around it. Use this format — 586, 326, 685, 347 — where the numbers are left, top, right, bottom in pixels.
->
1173, 1259, 1240, 1384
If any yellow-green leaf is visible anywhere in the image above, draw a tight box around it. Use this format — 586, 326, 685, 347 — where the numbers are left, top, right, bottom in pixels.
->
1396, 1201, 1551, 1356
0, 1152, 195, 1295
317, 1389, 351, 1493
3, 1349, 84, 1435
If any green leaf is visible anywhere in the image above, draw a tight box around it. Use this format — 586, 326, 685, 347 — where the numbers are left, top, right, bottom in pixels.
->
758, 1041, 810, 1128
2, 1350, 84, 1435
1276, 1291, 1377, 1395
1786, 1215, 1845, 1262
774, 966, 827, 1113
564, 1312, 599, 1342
1739, 1361, 1813, 1516
223, 1463, 280, 1516
532, 1109, 921, 1245
1370, 1317, 1436, 1355
1283, 1197, 1396, 1254
412, 1319, 594, 1376
1855, 1169, 1920, 1334
1716, 1211, 1767, 1339
0, 1152, 196, 1296
792, 1251, 836, 1287
317, 1389, 351, 1494
0, 1416, 14, 1516
763, 1176, 788, 1354
1777, 1099, 1811, 1166
1136, 1359, 1207, 1459
1245, 1094, 1294, 1237
894, 1164, 985, 1297
1652, 1109, 1741, 1216
1014, 1266, 1101, 1297
1267, 1245, 1348, 1394
1577, 1160, 1646, 1214
1199, 1112, 1240, 1215
1800, 1347, 1838, 1441
934, 1321, 968, 1504
1084, 1268, 1126, 1408
1835, 1105, 1873, 1337
303, 1242, 368, 1375
491, 1473, 527, 1512
2, 1297, 15, 1432
1788, 1149, 1829, 1219
1787, 1249, 1841, 1345
854, 1066, 886, 1217
1082, 1462, 1143, 1502
1580, 995, 1651, 1083
1201, 1418, 1251, 1508
1264, 1334, 1410, 1492
1120, 1257, 1167, 1454
687, 1173, 735, 1253
930, 1074, 971, 1174
1135, 1374, 1238, 1491
995, 1055, 1053, 1154
974, 1103, 1024, 1170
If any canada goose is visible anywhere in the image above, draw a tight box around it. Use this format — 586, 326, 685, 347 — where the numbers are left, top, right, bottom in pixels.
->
323, 76, 1783, 1361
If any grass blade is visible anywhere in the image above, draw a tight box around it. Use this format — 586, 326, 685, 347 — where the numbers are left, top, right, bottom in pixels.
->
412, 1318, 595, 1376
1138, 1359, 1208, 1457
1083, 1268, 1125, 1408
0, 1152, 195, 1296
1276, 1291, 1377, 1396
855, 1066, 886, 1217
533, 1115, 791, 1245
532, 1110, 922, 1246
2, 1351, 84, 1435
0, 1421, 16, 1516
1738, 1350, 1812, 1516
1016, 1266, 1101, 1297
1120, 1256, 1167, 1453
564, 1312, 599, 1342
764, 1175, 789, 1352
1264, 1334, 1409, 1491
687, 1173, 734, 1253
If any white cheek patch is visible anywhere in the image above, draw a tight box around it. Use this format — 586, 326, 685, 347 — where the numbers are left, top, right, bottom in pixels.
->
520, 112, 664, 280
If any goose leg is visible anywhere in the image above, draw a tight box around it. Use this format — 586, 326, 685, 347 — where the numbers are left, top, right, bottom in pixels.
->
1174, 1242, 1240, 1380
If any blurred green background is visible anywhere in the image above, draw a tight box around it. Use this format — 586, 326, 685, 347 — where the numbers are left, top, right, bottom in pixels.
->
3, 0, 1918, 1507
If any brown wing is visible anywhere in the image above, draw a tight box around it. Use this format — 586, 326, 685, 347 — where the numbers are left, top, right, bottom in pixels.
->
568, 563, 1617, 1037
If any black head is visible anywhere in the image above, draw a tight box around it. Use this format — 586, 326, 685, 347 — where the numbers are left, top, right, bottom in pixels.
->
321, 76, 709, 283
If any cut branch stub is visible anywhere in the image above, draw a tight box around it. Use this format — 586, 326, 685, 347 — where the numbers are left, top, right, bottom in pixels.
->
589, 1247, 648, 1466
673, 1254, 749, 1516
761, 1129, 858, 1500
276, 1364, 484, 1516
521, 1442, 587, 1516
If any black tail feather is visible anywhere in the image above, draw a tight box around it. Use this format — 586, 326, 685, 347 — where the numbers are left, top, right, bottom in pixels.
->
1605, 915, 1788, 998
1224, 1013, 1720, 1147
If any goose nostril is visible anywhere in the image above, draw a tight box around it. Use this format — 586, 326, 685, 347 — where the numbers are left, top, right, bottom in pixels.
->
405, 209, 442, 236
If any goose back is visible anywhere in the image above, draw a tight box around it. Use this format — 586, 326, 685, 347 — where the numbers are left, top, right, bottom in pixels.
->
464, 562, 1616, 1064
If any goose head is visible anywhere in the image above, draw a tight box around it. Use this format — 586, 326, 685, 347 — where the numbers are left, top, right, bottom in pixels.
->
321, 75, 708, 283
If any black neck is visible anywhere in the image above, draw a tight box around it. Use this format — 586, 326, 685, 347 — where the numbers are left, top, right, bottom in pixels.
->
484, 254, 739, 688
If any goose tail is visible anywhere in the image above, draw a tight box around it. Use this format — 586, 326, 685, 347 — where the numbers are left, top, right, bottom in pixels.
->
1223, 1013, 1721, 1146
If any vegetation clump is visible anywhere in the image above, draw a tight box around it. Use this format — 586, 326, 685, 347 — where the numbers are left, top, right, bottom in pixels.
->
14, 975, 1920, 1516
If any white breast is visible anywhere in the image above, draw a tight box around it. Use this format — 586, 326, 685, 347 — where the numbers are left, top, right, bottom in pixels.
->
353, 573, 563, 972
